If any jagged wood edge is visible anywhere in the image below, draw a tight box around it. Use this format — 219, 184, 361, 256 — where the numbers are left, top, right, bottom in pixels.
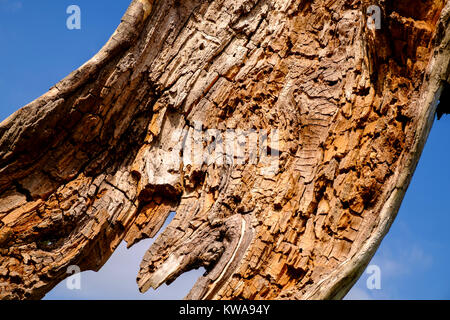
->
0, 0, 151, 150
0, 0, 449, 300
305, 3, 450, 300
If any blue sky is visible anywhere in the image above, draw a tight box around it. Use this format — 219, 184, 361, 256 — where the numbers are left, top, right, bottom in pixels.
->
0, 1, 449, 300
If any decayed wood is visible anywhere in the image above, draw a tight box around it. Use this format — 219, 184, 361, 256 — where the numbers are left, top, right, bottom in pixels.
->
0, 0, 449, 300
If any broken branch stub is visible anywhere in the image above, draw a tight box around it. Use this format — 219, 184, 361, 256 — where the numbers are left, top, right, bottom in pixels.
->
0, 0, 449, 300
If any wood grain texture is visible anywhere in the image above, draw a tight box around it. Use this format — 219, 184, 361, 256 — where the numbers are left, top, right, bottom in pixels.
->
0, 0, 449, 300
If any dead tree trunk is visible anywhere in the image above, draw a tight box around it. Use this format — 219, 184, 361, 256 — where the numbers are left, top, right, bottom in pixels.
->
0, 0, 449, 300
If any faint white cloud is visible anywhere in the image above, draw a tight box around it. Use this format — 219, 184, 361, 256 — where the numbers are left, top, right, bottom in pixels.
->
409, 246, 433, 268
346, 241, 433, 300
0, 0, 23, 13
375, 244, 433, 278
345, 287, 372, 300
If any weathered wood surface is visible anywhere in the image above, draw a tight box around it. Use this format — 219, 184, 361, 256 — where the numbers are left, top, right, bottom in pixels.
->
0, 0, 449, 300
